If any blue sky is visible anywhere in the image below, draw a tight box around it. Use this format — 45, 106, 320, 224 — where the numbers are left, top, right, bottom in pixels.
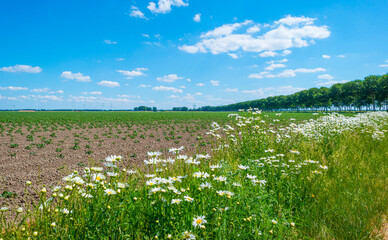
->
0, 0, 387, 109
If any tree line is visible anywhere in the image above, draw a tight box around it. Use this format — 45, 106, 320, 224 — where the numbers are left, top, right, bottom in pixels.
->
196, 74, 388, 112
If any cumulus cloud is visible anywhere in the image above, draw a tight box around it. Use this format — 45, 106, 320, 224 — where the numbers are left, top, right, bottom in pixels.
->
138, 84, 152, 88
227, 53, 239, 59
97, 81, 120, 87
225, 88, 238, 92
82, 91, 102, 95
337, 55, 346, 58
130, 6, 146, 19
322, 54, 331, 59
196, 83, 204, 86
242, 85, 305, 97
379, 60, 388, 67
193, 13, 201, 22
61, 71, 91, 82
317, 74, 334, 80
247, 25, 260, 34
117, 94, 141, 98
259, 51, 278, 57
152, 86, 182, 92
265, 63, 286, 71
117, 68, 148, 79
179, 16, 329, 57
148, 0, 188, 14
104, 40, 117, 45
210, 80, 220, 86
156, 74, 183, 83
0, 86, 28, 91
30, 88, 49, 93
31, 95, 63, 101
249, 67, 325, 79
0, 64, 42, 73
316, 80, 348, 87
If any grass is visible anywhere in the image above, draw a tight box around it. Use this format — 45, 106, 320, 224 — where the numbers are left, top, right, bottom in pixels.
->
0, 111, 387, 239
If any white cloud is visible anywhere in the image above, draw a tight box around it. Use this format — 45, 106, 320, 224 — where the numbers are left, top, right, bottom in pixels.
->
148, 0, 188, 14
51, 90, 64, 94
30, 88, 49, 93
282, 50, 292, 56
61, 71, 91, 82
0, 86, 28, 91
0, 64, 42, 73
193, 13, 201, 22
322, 54, 331, 59
337, 54, 346, 58
275, 15, 316, 26
130, 6, 146, 19
201, 20, 252, 39
265, 63, 286, 71
82, 91, 102, 95
104, 40, 117, 45
247, 25, 260, 34
116, 58, 125, 61
242, 85, 305, 97
179, 16, 329, 57
196, 83, 204, 86
210, 80, 220, 86
194, 92, 202, 95
227, 53, 239, 59
156, 74, 183, 83
97, 81, 120, 87
152, 86, 182, 92
259, 51, 278, 57
316, 80, 348, 87
117, 94, 140, 98
138, 84, 151, 88
317, 74, 334, 80
116, 68, 147, 79
31, 95, 63, 101
225, 88, 238, 92
379, 60, 388, 67
70, 95, 144, 103
187, 78, 191, 82
250, 67, 325, 79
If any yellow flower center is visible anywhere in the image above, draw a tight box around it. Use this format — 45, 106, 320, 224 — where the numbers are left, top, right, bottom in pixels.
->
196, 219, 202, 224
96, 176, 101, 181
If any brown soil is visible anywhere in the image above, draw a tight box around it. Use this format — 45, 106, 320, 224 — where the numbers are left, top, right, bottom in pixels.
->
0, 123, 211, 209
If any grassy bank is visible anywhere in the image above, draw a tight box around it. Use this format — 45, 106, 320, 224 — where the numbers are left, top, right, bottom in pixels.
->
0, 111, 387, 239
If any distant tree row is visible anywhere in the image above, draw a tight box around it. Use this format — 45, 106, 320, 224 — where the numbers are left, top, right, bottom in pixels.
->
133, 106, 157, 112
197, 74, 388, 112
172, 107, 189, 111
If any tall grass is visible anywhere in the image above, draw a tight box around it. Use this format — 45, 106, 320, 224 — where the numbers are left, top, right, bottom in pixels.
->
0, 111, 387, 239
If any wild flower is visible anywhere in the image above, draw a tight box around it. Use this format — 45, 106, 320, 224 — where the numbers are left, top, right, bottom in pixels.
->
184, 195, 194, 202
171, 199, 182, 204
127, 170, 137, 174
246, 174, 257, 180
106, 172, 118, 177
238, 165, 249, 170
147, 151, 162, 158
232, 182, 242, 187
182, 231, 195, 240
213, 175, 227, 182
200, 182, 212, 189
192, 216, 207, 228
90, 167, 103, 172
103, 162, 117, 168
146, 179, 157, 186
1, 207, 9, 212
104, 189, 117, 195
92, 173, 106, 181
105, 155, 122, 162
16, 207, 23, 213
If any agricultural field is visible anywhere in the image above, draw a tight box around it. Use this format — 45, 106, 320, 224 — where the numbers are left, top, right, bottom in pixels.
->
0, 111, 387, 239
